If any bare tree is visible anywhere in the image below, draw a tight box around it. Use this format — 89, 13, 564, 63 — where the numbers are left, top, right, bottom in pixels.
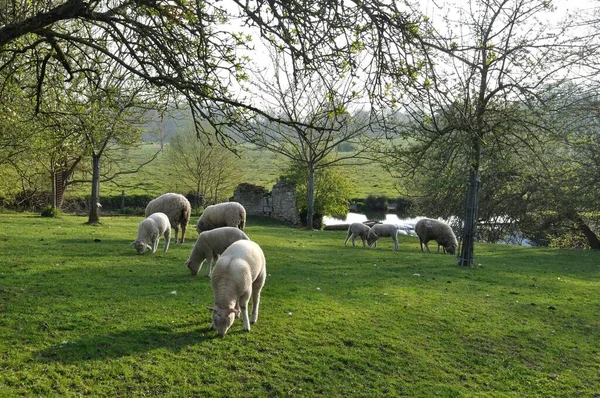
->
164, 128, 242, 206
0, 1, 423, 144
380, 0, 592, 264
232, 48, 377, 228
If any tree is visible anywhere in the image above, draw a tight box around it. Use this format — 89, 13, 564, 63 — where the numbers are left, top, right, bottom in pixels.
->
381, 0, 592, 264
232, 47, 377, 229
164, 128, 242, 206
0, 1, 423, 145
280, 161, 353, 228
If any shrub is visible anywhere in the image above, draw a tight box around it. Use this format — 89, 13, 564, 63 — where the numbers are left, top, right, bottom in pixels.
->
40, 205, 60, 218
394, 196, 416, 218
363, 195, 388, 212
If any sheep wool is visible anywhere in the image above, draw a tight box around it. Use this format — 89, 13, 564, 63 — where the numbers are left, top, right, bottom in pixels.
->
367, 223, 400, 251
207, 240, 266, 337
415, 218, 458, 255
184, 227, 250, 276
196, 201, 246, 233
133, 212, 171, 254
145, 193, 191, 243
344, 223, 371, 248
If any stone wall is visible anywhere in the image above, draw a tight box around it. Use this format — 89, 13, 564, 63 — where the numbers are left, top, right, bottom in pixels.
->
233, 180, 300, 226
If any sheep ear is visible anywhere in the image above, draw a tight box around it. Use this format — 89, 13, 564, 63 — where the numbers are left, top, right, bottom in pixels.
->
206, 306, 215, 311
146, 244, 152, 250
130, 241, 135, 246
229, 308, 240, 315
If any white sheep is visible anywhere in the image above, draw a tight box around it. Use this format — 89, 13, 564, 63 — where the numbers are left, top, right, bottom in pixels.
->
184, 227, 250, 276
367, 223, 400, 251
415, 218, 458, 254
132, 212, 171, 254
196, 201, 246, 233
206, 240, 266, 337
344, 223, 371, 248
145, 193, 191, 243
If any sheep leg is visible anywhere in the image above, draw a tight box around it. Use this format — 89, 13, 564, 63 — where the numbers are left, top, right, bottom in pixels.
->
180, 223, 186, 243
174, 226, 180, 243
393, 236, 399, 251
344, 231, 351, 247
152, 236, 159, 253
424, 241, 431, 252
163, 229, 171, 252
250, 272, 266, 324
238, 294, 251, 331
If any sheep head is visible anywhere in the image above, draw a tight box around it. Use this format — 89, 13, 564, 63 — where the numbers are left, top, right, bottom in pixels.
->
207, 305, 239, 336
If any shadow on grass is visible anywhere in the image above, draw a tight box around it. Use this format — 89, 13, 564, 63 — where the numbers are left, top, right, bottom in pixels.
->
37, 323, 217, 364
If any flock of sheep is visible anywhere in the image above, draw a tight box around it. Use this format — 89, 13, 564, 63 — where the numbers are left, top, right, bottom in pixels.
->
345, 218, 458, 254
132, 193, 261, 336
132, 192, 458, 336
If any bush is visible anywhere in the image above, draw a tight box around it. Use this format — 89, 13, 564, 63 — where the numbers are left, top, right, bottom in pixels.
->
40, 205, 60, 218
363, 195, 388, 212
394, 197, 416, 218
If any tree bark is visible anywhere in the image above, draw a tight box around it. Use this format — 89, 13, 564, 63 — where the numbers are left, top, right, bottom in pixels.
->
305, 166, 316, 230
0, 0, 88, 47
565, 209, 600, 250
87, 153, 101, 224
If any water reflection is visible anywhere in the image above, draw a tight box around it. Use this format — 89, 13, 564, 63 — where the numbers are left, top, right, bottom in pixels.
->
323, 212, 424, 235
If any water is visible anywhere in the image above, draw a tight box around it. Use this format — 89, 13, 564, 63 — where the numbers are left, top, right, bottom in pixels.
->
322, 212, 424, 235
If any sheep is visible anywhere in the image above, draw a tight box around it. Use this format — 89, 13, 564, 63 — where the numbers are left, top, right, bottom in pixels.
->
206, 240, 266, 337
344, 223, 371, 248
145, 193, 191, 243
196, 201, 246, 233
415, 218, 458, 255
132, 212, 171, 254
184, 227, 250, 276
367, 223, 400, 251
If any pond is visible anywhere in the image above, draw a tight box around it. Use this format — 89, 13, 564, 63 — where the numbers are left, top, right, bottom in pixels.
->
322, 212, 425, 235
323, 212, 534, 246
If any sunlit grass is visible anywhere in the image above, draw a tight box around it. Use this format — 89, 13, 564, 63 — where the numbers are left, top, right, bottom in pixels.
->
1, 213, 599, 396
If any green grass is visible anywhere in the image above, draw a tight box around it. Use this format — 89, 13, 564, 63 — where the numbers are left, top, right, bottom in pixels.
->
1, 213, 599, 396
62, 143, 399, 200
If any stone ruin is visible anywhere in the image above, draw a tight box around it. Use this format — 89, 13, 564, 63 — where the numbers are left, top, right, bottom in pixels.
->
233, 180, 300, 226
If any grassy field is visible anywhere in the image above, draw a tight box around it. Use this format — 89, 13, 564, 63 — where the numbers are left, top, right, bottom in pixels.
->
1, 213, 599, 396
60, 143, 400, 201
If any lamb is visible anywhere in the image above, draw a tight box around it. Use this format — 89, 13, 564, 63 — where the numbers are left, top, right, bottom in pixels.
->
206, 240, 266, 337
367, 223, 400, 251
344, 223, 371, 248
145, 193, 191, 243
196, 201, 246, 233
415, 218, 458, 255
132, 212, 171, 254
184, 227, 250, 276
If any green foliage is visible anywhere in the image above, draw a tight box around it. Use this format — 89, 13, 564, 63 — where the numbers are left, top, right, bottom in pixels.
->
40, 205, 60, 218
549, 231, 590, 249
0, 213, 599, 396
281, 162, 352, 221
363, 194, 388, 212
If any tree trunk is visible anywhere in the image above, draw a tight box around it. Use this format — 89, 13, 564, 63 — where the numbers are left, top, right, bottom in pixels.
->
305, 167, 316, 230
565, 209, 600, 250
458, 170, 480, 266
87, 153, 101, 224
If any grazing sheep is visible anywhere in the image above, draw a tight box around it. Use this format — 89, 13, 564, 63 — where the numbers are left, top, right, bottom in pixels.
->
415, 218, 458, 255
344, 223, 371, 248
132, 212, 171, 254
145, 193, 191, 243
367, 223, 400, 251
184, 227, 250, 276
207, 240, 266, 337
196, 201, 246, 233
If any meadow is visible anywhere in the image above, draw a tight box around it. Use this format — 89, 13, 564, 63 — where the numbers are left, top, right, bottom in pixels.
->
56, 143, 400, 202
1, 213, 599, 396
